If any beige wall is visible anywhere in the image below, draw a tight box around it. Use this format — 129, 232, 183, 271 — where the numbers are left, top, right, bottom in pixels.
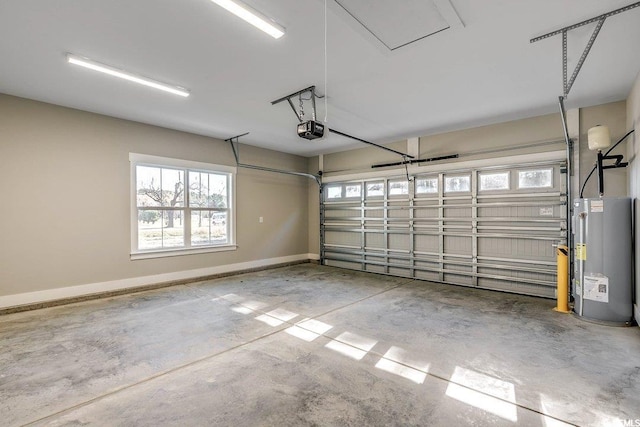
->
578, 101, 628, 198
321, 113, 565, 176
626, 71, 640, 321
307, 156, 321, 256
0, 94, 309, 299
419, 114, 565, 162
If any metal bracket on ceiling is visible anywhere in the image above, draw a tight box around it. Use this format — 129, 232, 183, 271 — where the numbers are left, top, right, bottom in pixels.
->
225, 132, 249, 164
271, 85, 324, 123
530, 1, 640, 97
272, 85, 415, 160
224, 132, 322, 185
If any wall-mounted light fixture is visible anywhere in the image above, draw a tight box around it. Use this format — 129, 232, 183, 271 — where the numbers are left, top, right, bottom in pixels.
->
67, 54, 190, 97
210, 0, 285, 39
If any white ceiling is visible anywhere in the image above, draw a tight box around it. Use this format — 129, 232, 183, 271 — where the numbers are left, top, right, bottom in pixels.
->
1, 0, 639, 157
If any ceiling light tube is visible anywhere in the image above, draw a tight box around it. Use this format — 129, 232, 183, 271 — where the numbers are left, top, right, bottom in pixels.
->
67, 54, 190, 97
210, 0, 285, 39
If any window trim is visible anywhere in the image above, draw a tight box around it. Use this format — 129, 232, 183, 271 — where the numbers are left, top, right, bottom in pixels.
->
325, 184, 344, 200
366, 181, 385, 198
478, 171, 510, 192
130, 153, 237, 260
444, 174, 471, 193
325, 182, 363, 200
388, 178, 409, 196
415, 176, 439, 195
517, 168, 553, 189
343, 183, 362, 199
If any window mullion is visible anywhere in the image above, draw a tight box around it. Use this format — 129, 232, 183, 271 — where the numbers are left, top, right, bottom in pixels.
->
184, 167, 191, 248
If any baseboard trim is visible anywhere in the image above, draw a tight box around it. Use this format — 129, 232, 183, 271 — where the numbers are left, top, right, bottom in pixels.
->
0, 253, 317, 314
635, 304, 639, 327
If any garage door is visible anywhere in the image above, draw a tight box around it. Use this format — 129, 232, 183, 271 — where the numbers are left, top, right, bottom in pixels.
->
321, 158, 567, 298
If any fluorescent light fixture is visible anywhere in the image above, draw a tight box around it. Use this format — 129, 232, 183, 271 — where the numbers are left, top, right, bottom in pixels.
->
67, 54, 190, 97
210, 0, 285, 39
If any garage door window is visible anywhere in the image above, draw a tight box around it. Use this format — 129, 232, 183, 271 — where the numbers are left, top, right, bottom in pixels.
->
345, 184, 362, 198
389, 179, 409, 196
326, 183, 362, 199
445, 175, 470, 193
366, 182, 384, 197
479, 172, 510, 191
416, 177, 438, 194
518, 169, 552, 189
326, 185, 342, 199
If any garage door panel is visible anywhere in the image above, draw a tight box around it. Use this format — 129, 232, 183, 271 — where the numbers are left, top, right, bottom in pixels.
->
321, 159, 566, 298
478, 278, 555, 298
415, 270, 440, 281
444, 236, 471, 255
444, 273, 473, 285
365, 207, 384, 218
414, 234, 439, 252
389, 207, 410, 218
388, 267, 411, 277
415, 258, 439, 269
444, 262, 473, 273
478, 266, 554, 283
388, 234, 409, 251
365, 264, 386, 274
325, 230, 360, 246
478, 237, 555, 261
365, 233, 385, 250
325, 259, 360, 270
414, 205, 439, 218
444, 207, 472, 217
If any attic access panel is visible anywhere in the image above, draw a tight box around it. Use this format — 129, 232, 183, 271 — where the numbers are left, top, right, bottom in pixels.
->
335, 0, 458, 50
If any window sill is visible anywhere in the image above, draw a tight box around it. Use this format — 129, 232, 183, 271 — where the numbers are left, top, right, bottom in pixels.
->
131, 244, 237, 260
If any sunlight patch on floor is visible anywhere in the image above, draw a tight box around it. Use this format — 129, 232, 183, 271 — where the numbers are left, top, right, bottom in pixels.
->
375, 346, 429, 384
255, 308, 299, 326
446, 366, 517, 422
285, 318, 333, 342
325, 332, 377, 361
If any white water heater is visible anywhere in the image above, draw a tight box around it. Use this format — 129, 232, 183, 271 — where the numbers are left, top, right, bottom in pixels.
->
572, 197, 633, 325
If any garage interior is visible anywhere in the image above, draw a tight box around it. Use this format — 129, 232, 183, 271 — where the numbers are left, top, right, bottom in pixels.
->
2, 1, 640, 426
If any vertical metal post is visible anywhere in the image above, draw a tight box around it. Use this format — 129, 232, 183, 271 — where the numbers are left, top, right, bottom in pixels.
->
438, 173, 445, 281
384, 178, 390, 274
558, 96, 573, 289
555, 245, 571, 313
471, 170, 478, 286
562, 30, 568, 97
319, 183, 325, 265
409, 177, 415, 278
360, 180, 365, 270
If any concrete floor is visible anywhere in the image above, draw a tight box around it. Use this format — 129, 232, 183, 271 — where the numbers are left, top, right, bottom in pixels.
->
1, 264, 639, 426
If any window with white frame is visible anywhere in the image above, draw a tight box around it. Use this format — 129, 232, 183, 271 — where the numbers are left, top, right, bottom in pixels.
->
325, 183, 362, 200
345, 183, 362, 198
130, 154, 235, 258
518, 168, 553, 189
416, 177, 438, 194
326, 185, 343, 199
479, 171, 510, 191
444, 175, 471, 193
366, 181, 384, 197
388, 179, 409, 196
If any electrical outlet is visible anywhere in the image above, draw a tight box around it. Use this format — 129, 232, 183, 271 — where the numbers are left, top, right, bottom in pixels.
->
259, 216, 263, 223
